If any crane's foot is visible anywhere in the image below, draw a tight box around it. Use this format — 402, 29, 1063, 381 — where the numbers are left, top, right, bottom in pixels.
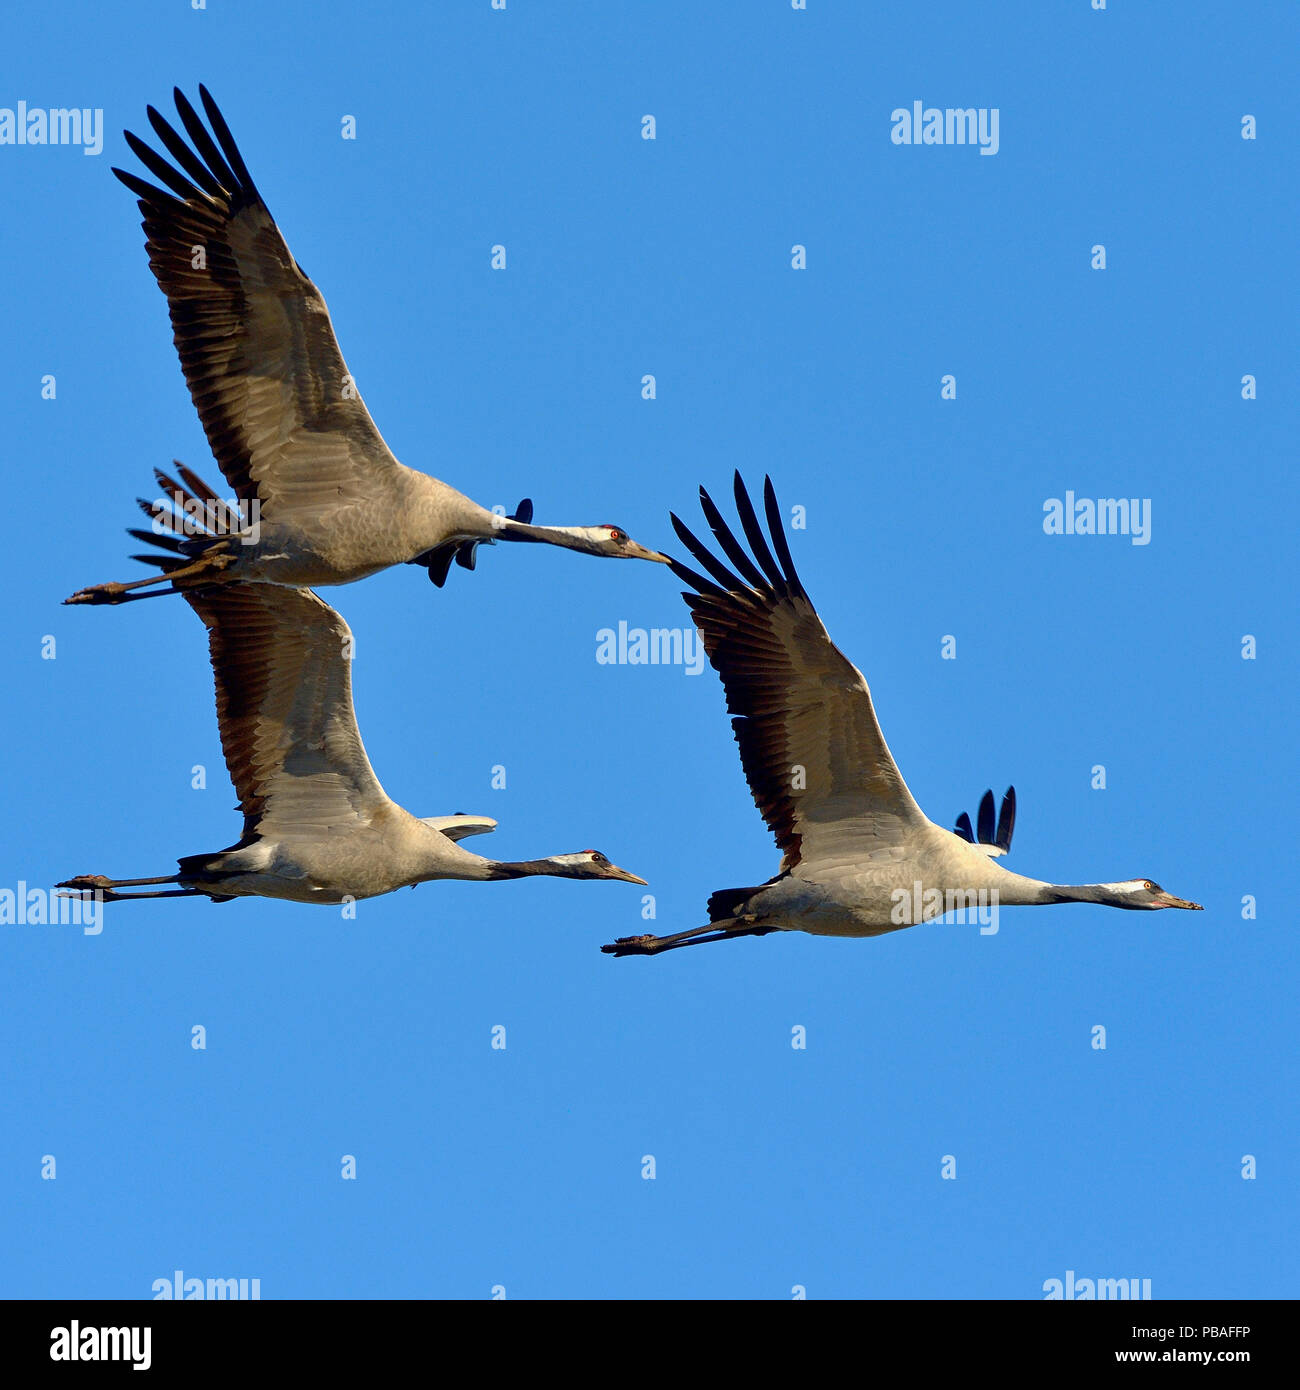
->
602, 934, 663, 957
65, 582, 134, 606
57, 874, 114, 892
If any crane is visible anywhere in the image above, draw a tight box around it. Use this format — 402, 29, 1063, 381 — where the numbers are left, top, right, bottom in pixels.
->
64, 86, 667, 607
59, 582, 647, 906
604, 474, 1200, 957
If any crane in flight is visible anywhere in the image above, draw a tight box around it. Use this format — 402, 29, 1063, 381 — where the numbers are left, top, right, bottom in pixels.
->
65, 85, 668, 607
604, 474, 1201, 957
59, 581, 647, 906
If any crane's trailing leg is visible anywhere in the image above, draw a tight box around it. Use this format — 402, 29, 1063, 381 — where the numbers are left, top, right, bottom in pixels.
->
57, 872, 200, 903
64, 552, 232, 606
602, 915, 775, 957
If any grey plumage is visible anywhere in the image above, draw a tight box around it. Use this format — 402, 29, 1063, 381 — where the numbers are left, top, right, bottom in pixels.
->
604, 474, 1201, 957
65, 87, 668, 608
59, 584, 647, 906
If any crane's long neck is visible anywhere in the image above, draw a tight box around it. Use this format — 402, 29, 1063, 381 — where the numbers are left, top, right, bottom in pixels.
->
401, 486, 589, 555
991, 873, 1118, 907
496, 519, 601, 554
483, 857, 577, 880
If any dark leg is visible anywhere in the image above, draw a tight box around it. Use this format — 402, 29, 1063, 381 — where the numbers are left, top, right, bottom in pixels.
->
64, 553, 230, 606
56, 872, 196, 903
602, 917, 777, 957
58, 888, 201, 902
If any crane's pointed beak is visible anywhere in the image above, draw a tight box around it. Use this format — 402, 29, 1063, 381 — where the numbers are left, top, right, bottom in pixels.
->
1157, 892, 1203, 910
603, 864, 649, 886
628, 542, 672, 564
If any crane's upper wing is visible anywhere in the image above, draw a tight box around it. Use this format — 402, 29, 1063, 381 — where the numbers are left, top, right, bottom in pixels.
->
182, 583, 393, 843
669, 473, 928, 873
112, 86, 403, 524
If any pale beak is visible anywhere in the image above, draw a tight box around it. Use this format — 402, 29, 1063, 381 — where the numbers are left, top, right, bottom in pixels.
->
604, 864, 649, 886
628, 542, 672, 564
1157, 892, 1203, 910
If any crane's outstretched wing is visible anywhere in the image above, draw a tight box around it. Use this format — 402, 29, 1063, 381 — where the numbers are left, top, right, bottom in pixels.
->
113, 86, 404, 525
422, 815, 498, 842
183, 583, 393, 844
953, 787, 1016, 858
669, 473, 928, 873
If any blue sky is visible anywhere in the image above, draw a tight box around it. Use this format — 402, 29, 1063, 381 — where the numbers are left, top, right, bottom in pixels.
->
1, 1, 1295, 1299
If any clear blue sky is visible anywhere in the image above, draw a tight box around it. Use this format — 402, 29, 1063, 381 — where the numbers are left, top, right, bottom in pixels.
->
2, 1, 1295, 1299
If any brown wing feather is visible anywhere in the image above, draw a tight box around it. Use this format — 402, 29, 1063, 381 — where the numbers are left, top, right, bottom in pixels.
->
671, 474, 925, 871
181, 583, 389, 839
113, 87, 401, 520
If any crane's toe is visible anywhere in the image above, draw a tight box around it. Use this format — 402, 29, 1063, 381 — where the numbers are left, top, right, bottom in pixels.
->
64, 584, 123, 606
601, 934, 661, 956
56, 874, 113, 891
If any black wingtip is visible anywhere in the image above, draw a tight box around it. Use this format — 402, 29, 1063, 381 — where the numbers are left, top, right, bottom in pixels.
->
995, 786, 1016, 853
670, 509, 748, 594
761, 474, 804, 597
698, 486, 768, 591
731, 473, 784, 588
955, 812, 975, 844
198, 84, 255, 191
669, 510, 699, 550
667, 555, 729, 601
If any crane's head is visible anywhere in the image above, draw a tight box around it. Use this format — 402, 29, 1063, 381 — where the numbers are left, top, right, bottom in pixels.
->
576, 525, 672, 563
1106, 879, 1203, 910
549, 851, 648, 885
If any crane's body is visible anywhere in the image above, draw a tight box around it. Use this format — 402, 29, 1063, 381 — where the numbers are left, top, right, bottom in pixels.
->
60, 584, 645, 908
604, 476, 1200, 957
161, 810, 521, 907
64, 86, 667, 608
134, 469, 535, 591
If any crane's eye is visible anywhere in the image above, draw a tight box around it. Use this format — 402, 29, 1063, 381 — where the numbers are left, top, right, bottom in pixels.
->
1143, 880, 1155, 890
607, 527, 627, 543
592, 852, 608, 865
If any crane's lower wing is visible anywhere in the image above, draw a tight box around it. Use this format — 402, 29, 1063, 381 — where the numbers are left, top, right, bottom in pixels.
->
113, 86, 405, 526
669, 473, 928, 873
183, 583, 393, 844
